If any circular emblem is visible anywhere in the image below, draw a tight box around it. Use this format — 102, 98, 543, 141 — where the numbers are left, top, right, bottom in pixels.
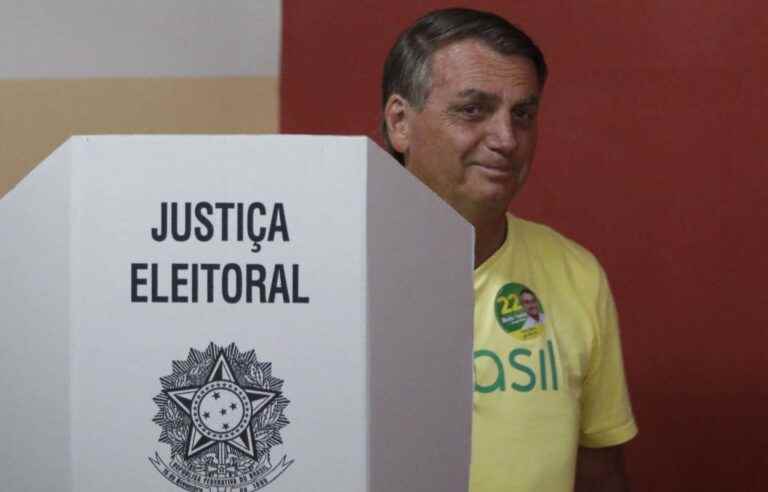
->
494, 282, 546, 340
150, 343, 293, 492
192, 381, 252, 441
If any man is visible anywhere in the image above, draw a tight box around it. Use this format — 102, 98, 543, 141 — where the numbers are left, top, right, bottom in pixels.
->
381, 8, 637, 492
520, 288, 545, 328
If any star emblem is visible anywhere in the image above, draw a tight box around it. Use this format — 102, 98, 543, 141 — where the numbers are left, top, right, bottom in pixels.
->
166, 352, 278, 459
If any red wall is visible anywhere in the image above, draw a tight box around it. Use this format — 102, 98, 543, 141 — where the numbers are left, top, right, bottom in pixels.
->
282, 1, 768, 488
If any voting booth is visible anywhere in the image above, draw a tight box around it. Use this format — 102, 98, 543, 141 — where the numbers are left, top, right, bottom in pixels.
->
0, 136, 474, 492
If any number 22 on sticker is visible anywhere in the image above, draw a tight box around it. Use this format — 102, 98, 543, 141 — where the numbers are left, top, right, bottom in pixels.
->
496, 293, 522, 314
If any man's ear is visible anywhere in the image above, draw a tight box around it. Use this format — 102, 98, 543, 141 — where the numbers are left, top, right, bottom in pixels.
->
384, 94, 411, 154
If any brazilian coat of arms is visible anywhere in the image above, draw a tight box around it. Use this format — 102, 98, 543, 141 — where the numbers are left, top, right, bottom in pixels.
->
150, 343, 292, 491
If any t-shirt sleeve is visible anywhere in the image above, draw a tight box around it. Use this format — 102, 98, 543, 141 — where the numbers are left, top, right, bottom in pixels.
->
579, 267, 638, 448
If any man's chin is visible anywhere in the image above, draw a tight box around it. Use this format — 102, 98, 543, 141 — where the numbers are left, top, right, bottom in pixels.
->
473, 182, 520, 207
456, 190, 517, 221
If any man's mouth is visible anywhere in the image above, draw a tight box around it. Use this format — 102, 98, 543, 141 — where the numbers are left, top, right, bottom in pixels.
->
473, 162, 517, 179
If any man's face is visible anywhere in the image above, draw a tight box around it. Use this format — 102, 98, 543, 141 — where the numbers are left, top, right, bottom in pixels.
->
521, 292, 540, 318
389, 39, 541, 220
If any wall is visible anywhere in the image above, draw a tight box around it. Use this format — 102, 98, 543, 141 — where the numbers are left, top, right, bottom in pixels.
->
281, 0, 768, 489
0, 0, 282, 196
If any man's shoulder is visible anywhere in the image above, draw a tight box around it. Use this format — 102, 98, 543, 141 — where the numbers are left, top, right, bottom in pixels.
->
509, 214, 604, 277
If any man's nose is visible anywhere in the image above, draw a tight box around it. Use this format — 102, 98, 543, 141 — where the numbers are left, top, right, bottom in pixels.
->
486, 113, 517, 155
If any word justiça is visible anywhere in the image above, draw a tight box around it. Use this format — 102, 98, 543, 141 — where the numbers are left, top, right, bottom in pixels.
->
151, 201, 288, 251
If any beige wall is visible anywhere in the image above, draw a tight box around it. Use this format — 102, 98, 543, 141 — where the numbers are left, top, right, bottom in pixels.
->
0, 1, 282, 197
0, 76, 277, 197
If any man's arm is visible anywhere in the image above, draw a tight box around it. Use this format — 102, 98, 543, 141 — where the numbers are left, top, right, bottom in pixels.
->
575, 445, 629, 492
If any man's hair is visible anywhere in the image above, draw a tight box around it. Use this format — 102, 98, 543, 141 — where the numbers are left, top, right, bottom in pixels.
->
381, 8, 548, 165
519, 288, 537, 300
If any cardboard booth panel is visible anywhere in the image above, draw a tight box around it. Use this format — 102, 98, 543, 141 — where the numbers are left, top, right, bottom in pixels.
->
71, 136, 371, 490
0, 142, 73, 491
0, 135, 473, 492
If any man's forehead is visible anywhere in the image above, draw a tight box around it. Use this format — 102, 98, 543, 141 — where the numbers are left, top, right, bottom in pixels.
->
428, 39, 540, 95
456, 88, 540, 106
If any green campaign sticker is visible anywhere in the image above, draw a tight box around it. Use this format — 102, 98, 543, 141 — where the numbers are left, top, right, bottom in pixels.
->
494, 282, 546, 340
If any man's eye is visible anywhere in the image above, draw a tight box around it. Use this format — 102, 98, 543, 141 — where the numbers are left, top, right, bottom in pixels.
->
513, 108, 536, 122
461, 104, 480, 115
459, 104, 484, 118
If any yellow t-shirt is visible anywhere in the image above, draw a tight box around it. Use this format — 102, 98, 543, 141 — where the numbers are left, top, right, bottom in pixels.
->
470, 215, 637, 492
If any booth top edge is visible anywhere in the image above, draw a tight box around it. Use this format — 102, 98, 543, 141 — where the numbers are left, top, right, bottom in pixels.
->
66, 134, 373, 143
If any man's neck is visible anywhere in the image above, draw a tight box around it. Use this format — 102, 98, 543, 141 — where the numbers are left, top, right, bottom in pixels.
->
471, 213, 508, 268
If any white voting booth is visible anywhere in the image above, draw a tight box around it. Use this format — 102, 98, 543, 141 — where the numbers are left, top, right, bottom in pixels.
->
0, 136, 474, 492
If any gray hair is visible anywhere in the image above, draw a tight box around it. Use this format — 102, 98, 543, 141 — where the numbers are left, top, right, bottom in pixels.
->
381, 8, 548, 165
